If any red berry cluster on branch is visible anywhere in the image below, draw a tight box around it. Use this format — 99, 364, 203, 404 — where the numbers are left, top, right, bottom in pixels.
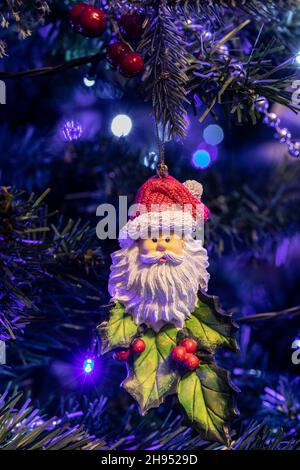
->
69, 5, 145, 77
69, 3, 107, 38
107, 42, 144, 76
113, 337, 146, 361
171, 338, 199, 370
107, 41, 130, 66
113, 349, 131, 361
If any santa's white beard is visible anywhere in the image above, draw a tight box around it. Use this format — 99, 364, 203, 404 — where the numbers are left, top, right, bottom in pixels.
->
108, 236, 210, 332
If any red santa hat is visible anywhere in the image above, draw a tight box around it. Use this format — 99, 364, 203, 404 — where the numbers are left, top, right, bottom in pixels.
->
119, 175, 210, 247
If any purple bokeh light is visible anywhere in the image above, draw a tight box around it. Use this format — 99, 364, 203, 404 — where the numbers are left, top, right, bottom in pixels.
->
62, 120, 83, 142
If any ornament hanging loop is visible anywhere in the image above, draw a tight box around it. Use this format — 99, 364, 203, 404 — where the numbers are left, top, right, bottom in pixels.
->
156, 162, 168, 177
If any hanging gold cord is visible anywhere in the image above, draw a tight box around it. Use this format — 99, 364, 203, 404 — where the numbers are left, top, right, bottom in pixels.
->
153, 47, 169, 178
154, 117, 168, 177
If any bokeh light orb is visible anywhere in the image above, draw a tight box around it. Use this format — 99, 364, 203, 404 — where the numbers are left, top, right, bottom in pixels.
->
192, 149, 211, 169
292, 338, 300, 349
203, 124, 224, 145
83, 358, 94, 374
144, 151, 159, 170
83, 76, 96, 87
111, 114, 132, 137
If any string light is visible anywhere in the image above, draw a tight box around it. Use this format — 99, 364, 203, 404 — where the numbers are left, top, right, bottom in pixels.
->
215, 43, 229, 60
255, 96, 300, 158
83, 76, 96, 87
143, 151, 159, 170
292, 338, 300, 349
62, 120, 83, 142
83, 358, 95, 374
111, 114, 132, 137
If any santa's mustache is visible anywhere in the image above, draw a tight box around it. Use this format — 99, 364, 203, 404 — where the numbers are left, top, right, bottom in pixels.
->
139, 251, 184, 265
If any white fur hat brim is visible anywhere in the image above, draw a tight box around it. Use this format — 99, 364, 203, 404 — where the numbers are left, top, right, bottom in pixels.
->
119, 210, 198, 248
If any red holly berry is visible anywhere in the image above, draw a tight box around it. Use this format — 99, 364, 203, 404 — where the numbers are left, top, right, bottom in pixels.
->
119, 52, 144, 76
119, 13, 144, 40
107, 41, 130, 66
69, 3, 88, 30
181, 338, 197, 354
183, 352, 194, 363
114, 349, 131, 361
131, 338, 146, 354
76, 6, 107, 37
184, 354, 200, 371
171, 346, 187, 363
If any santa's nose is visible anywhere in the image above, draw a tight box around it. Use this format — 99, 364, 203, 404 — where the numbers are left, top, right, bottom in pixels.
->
157, 243, 166, 252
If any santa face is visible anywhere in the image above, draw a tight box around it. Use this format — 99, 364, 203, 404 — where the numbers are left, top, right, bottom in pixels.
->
138, 233, 184, 265
108, 230, 210, 333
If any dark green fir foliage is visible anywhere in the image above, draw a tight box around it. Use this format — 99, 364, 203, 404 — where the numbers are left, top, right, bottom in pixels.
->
0, 0, 299, 452
0, 391, 106, 450
1, 1, 300, 139
0, 187, 104, 343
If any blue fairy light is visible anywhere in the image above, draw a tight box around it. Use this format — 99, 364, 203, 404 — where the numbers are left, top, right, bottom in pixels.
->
144, 151, 159, 170
83, 358, 95, 374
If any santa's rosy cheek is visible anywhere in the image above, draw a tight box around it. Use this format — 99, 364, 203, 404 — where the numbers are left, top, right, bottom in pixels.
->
138, 239, 157, 254
168, 239, 184, 255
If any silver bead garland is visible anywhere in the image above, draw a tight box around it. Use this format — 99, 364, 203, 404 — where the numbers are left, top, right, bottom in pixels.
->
255, 96, 300, 158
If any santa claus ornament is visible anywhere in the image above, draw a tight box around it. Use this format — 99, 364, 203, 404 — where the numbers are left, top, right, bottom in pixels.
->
98, 169, 239, 445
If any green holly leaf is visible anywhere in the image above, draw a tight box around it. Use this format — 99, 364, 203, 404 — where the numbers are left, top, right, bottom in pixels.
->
98, 302, 138, 354
178, 361, 239, 445
122, 326, 179, 415
184, 291, 238, 354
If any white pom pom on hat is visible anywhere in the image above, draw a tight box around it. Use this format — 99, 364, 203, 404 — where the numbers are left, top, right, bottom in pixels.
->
183, 180, 203, 199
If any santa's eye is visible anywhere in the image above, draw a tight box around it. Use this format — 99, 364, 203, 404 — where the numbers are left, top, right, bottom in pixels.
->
152, 238, 158, 243
165, 237, 170, 243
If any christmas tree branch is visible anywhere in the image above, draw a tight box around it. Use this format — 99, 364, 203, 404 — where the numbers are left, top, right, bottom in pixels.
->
0, 52, 105, 79
1, 2, 299, 138
1, 389, 298, 450
0, 187, 104, 343
110, 0, 299, 18
0, 391, 107, 450
237, 305, 300, 323
138, 2, 190, 139
205, 161, 300, 256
